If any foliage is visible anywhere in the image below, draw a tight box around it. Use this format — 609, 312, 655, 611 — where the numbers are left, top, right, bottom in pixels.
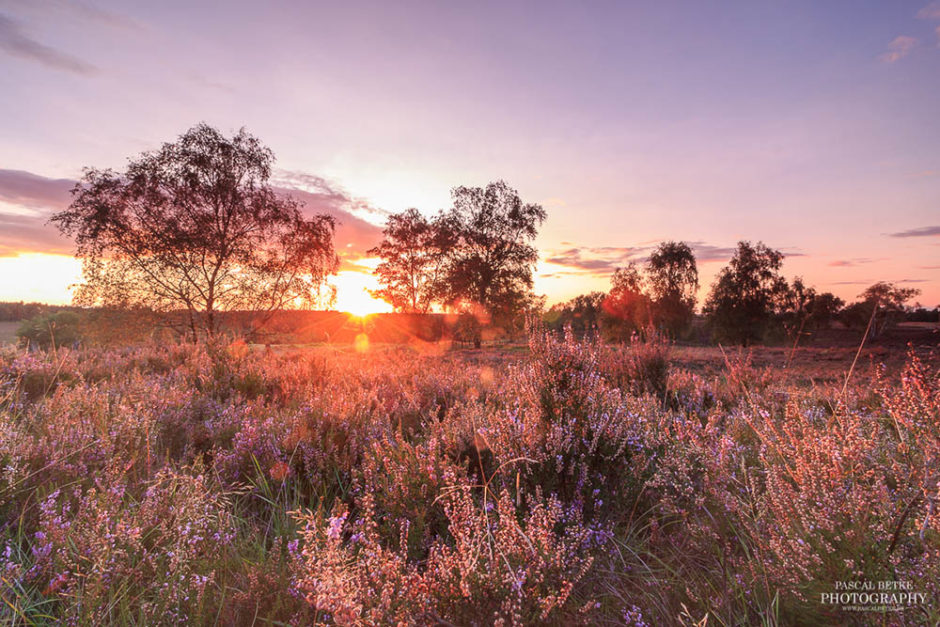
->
368, 208, 454, 313
645, 241, 698, 337
16, 311, 83, 349
602, 263, 652, 341
1, 334, 938, 625
842, 281, 922, 339
545, 291, 606, 337
52, 124, 339, 341
703, 241, 790, 345
806, 291, 844, 330
439, 180, 546, 316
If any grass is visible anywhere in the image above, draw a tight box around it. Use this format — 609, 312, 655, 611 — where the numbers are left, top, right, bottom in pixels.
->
0, 330, 937, 625
0, 322, 18, 346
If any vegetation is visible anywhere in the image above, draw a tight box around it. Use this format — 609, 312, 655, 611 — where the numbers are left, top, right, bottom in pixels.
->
1, 330, 937, 625
368, 208, 453, 314
51, 124, 339, 342
15, 311, 82, 350
703, 241, 790, 345
645, 241, 698, 337
369, 180, 546, 338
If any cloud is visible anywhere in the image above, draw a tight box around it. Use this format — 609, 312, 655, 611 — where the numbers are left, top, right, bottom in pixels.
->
0, 212, 73, 257
687, 242, 737, 263
544, 240, 739, 274
828, 257, 880, 267
0, 169, 75, 257
919, 265, 940, 270
0, 13, 97, 74
888, 225, 940, 238
272, 185, 384, 268
275, 171, 390, 219
0, 168, 386, 265
879, 35, 918, 63
917, 1, 940, 20
544, 246, 645, 273
0, 169, 74, 210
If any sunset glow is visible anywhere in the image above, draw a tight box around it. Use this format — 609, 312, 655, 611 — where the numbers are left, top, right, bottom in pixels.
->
0, 254, 80, 304
330, 271, 393, 317
0, 1, 938, 309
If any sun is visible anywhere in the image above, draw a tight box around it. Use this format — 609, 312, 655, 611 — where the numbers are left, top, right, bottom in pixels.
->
331, 270, 393, 317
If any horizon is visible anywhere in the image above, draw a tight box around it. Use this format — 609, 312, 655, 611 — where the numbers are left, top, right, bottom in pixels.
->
1, 1, 939, 311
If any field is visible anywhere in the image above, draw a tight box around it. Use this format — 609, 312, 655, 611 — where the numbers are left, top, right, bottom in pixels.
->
0, 322, 19, 346
1, 330, 938, 625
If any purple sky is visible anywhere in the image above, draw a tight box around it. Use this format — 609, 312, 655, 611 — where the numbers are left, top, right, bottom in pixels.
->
1, 0, 938, 307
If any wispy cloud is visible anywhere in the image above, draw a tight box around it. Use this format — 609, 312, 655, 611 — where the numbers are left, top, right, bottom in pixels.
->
544, 240, 739, 274
0, 169, 73, 210
544, 246, 643, 273
917, 1, 940, 20
888, 225, 940, 238
879, 35, 919, 63
688, 242, 738, 263
828, 257, 880, 267
6, 0, 141, 28
0, 13, 97, 74
0, 168, 385, 265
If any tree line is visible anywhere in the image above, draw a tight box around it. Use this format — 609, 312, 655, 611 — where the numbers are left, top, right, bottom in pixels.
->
547, 240, 923, 345
42, 124, 929, 346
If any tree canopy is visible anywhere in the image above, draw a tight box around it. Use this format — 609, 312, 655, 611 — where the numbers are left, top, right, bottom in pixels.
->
368, 208, 454, 313
703, 241, 789, 345
52, 124, 338, 341
440, 180, 546, 316
645, 241, 698, 336
602, 263, 652, 341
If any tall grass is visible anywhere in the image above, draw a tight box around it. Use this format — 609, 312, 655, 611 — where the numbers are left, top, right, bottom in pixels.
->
0, 333, 936, 624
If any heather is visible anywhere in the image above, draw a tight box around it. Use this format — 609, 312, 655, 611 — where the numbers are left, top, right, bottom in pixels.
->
1, 330, 938, 625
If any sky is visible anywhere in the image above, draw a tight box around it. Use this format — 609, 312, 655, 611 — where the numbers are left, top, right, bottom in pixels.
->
1, 0, 938, 312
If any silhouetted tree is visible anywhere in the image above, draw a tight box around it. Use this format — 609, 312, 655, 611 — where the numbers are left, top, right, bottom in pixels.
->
602, 263, 651, 341
368, 208, 454, 313
546, 291, 606, 337
52, 124, 338, 342
645, 241, 698, 336
780, 276, 816, 337
440, 180, 546, 317
843, 281, 921, 339
703, 241, 789, 345
806, 291, 844, 330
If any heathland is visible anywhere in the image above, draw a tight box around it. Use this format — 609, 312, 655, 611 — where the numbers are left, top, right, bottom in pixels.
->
1, 326, 938, 625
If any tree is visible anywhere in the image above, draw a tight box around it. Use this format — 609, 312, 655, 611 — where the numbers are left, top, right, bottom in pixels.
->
440, 180, 546, 317
847, 282, 921, 339
546, 291, 606, 337
645, 241, 698, 336
703, 241, 789, 345
368, 208, 454, 313
602, 263, 651, 342
806, 291, 844, 330
52, 124, 338, 342
780, 276, 816, 337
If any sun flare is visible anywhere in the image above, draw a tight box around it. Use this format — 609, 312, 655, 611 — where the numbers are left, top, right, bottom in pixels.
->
331, 270, 393, 317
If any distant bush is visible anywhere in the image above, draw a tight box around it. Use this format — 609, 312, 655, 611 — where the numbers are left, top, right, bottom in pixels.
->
16, 311, 83, 349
